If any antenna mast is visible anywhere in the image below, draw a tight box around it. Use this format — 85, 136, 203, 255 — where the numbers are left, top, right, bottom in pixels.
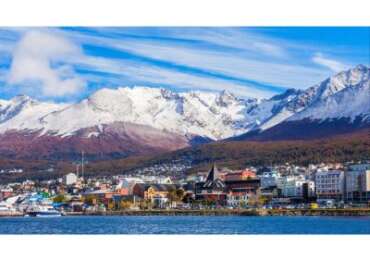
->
76, 164, 80, 178
81, 151, 85, 180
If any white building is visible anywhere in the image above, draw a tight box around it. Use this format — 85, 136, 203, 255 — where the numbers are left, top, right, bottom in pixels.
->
260, 171, 280, 189
279, 176, 315, 198
156, 176, 173, 184
315, 169, 344, 200
226, 192, 250, 208
152, 194, 168, 209
63, 173, 78, 186
345, 164, 370, 202
140, 175, 173, 184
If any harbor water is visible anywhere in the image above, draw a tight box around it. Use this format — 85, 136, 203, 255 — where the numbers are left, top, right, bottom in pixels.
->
1, 216, 370, 234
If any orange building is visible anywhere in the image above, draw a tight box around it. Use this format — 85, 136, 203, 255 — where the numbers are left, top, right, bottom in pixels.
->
225, 169, 256, 181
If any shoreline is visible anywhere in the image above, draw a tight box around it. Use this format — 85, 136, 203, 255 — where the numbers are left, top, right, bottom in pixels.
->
2, 208, 370, 217
54, 208, 370, 217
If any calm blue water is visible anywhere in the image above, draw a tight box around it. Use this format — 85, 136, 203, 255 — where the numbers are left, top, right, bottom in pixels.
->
0, 216, 369, 234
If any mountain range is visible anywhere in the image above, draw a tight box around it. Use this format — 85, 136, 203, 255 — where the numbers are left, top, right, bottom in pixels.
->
0, 64, 369, 161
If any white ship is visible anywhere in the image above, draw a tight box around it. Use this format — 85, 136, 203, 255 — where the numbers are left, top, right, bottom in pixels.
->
25, 198, 62, 217
25, 205, 62, 217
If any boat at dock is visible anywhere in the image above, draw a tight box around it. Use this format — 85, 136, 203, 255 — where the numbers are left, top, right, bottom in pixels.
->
25, 205, 62, 217
25, 197, 62, 217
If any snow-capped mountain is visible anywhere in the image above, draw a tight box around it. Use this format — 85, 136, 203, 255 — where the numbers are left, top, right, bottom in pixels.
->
0, 87, 260, 160
233, 64, 370, 141
0, 95, 67, 130
248, 64, 370, 132
289, 64, 369, 122
0, 87, 260, 140
0, 65, 369, 160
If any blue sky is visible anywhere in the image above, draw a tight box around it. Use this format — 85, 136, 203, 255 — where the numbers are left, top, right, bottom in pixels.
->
0, 27, 369, 102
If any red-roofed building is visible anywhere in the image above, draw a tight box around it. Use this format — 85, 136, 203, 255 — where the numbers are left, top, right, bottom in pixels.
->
225, 169, 256, 181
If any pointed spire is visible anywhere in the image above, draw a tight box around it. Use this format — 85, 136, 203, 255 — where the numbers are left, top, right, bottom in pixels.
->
203, 163, 225, 190
206, 163, 219, 182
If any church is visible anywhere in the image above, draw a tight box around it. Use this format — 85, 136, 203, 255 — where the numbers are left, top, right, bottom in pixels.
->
195, 164, 227, 205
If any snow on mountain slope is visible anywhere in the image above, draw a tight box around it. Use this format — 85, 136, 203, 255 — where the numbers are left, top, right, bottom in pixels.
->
243, 64, 370, 133
246, 88, 302, 131
0, 65, 368, 143
1, 87, 259, 140
0, 99, 10, 108
0, 95, 67, 132
288, 64, 370, 122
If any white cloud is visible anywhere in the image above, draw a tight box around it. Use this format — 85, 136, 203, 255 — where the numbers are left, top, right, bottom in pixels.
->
64, 28, 333, 90
3, 28, 357, 101
107, 40, 330, 89
7, 30, 86, 97
77, 55, 275, 98
123, 65, 274, 98
312, 52, 349, 72
184, 28, 289, 58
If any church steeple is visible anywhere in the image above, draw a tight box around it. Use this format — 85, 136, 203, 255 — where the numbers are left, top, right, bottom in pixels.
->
206, 163, 219, 182
203, 163, 225, 190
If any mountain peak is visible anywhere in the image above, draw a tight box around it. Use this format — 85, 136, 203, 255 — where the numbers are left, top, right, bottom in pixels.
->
288, 65, 370, 122
11, 94, 34, 103
333, 64, 369, 80
217, 89, 239, 106
160, 88, 179, 100
354, 64, 368, 71
270, 88, 302, 101
219, 89, 232, 96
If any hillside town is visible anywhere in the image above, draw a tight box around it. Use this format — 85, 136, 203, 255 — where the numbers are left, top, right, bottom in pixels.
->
1, 161, 370, 216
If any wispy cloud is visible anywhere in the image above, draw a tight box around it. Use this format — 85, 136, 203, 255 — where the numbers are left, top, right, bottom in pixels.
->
60, 28, 332, 90
0, 27, 367, 102
312, 52, 350, 72
75, 55, 275, 98
99, 39, 329, 88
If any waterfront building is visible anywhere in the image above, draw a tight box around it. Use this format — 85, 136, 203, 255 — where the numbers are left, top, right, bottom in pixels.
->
63, 173, 78, 186
226, 191, 250, 208
152, 194, 169, 208
195, 164, 227, 205
260, 171, 280, 189
68, 196, 84, 212
115, 177, 142, 195
132, 183, 178, 203
224, 170, 261, 207
224, 174, 260, 195
279, 176, 315, 200
345, 163, 370, 203
315, 169, 344, 200
114, 186, 129, 196
224, 169, 256, 181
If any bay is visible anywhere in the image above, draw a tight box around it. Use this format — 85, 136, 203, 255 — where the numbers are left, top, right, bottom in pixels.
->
0, 216, 369, 234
